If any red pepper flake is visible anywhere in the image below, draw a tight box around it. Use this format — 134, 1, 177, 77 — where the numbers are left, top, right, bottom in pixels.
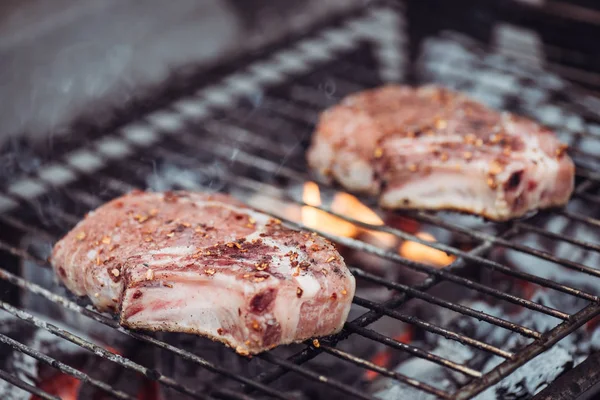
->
164, 191, 178, 203
102, 256, 115, 265
296, 287, 303, 298
76, 232, 86, 241
133, 214, 149, 223
310, 244, 320, 252
299, 261, 311, 270
312, 339, 320, 348
255, 263, 269, 271
217, 328, 224, 335
331, 292, 338, 300
556, 144, 569, 158
205, 268, 216, 276
253, 274, 270, 283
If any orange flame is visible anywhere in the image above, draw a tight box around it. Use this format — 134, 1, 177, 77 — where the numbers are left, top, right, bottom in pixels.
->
398, 232, 455, 267
332, 192, 396, 248
364, 327, 413, 381
302, 182, 358, 238
32, 374, 81, 400
301, 182, 396, 247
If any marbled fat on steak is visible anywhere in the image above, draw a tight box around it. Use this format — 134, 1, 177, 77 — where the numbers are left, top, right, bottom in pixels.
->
307, 85, 575, 220
51, 191, 355, 354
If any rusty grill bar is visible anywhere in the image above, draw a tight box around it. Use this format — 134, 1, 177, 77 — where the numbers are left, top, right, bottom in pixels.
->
2, 3, 600, 399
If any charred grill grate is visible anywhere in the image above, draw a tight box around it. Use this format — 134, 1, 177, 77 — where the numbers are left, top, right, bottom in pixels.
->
2, 2, 600, 399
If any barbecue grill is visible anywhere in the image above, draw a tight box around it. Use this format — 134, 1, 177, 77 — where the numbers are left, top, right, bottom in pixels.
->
2, 1, 600, 399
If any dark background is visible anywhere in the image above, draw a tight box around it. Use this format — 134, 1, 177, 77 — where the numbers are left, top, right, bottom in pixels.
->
0, 0, 365, 144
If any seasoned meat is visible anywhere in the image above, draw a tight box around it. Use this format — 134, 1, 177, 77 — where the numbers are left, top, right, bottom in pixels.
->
51, 191, 355, 355
307, 85, 575, 221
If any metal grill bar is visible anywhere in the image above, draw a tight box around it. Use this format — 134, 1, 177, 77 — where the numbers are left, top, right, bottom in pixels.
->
317, 344, 454, 399
0, 332, 134, 400
0, 368, 59, 400
351, 296, 518, 359
72, 173, 486, 392
188, 142, 596, 305
0, 266, 292, 400
0, 154, 525, 396
2, 16, 600, 399
96, 151, 568, 323
0, 301, 216, 400
349, 268, 540, 339
276, 80, 600, 148
455, 300, 600, 399
195, 117, 600, 279
252, 240, 501, 390
0, 193, 508, 394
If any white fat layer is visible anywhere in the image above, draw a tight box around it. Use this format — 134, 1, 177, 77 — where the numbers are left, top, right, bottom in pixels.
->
295, 274, 321, 298
124, 278, 246, 346
382, 172, 497, 215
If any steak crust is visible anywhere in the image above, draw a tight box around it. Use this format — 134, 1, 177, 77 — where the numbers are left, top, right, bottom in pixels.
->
51, 191, 355, 354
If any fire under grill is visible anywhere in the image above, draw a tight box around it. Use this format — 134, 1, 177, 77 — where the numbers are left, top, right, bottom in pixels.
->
2, 2, 600, 399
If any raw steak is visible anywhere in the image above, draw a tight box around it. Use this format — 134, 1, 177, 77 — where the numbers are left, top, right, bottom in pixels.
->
307, 85, 575, 220
51, 191, 355, 354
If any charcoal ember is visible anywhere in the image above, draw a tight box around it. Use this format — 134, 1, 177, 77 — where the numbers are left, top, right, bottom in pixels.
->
496, 214, 600, 296
373, 290, 597, 400
477, 346, 572, 400
0, 316, 85, 400
156, 320, 384, 400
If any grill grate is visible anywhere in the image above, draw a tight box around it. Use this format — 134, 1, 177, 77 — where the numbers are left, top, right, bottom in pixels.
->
2, 3, 600, 399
